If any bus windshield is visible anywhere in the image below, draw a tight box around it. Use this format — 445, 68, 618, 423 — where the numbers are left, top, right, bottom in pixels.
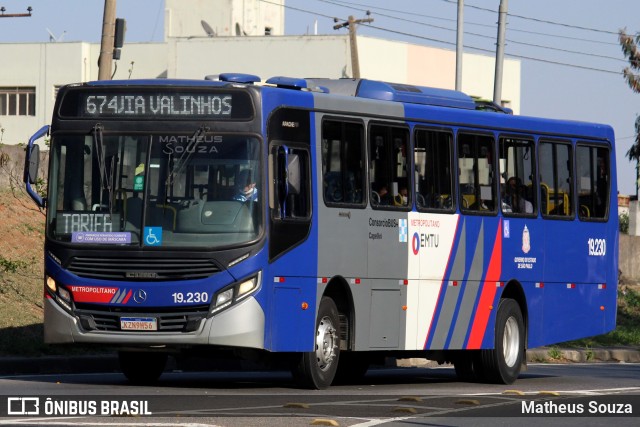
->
47, 131, 262, 248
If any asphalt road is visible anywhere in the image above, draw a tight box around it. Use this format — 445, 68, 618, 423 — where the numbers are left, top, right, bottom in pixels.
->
0, 363, 639, 426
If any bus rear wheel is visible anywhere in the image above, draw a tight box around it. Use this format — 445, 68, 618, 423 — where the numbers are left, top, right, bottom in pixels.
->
291, 296, 341, 389
479, 298, 524, 384
119, 351, 168, 385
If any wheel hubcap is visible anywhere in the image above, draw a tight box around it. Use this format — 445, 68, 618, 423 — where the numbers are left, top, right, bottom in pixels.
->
503, 316, 520, 367
315, 315, 338, 371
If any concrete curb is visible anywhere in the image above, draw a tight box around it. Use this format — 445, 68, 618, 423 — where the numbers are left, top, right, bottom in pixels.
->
525, 346, 640, 363
395, 347, 640, 368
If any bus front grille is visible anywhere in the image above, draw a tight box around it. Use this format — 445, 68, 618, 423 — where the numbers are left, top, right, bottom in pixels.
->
75, 305, 209, 333
67, 256, 221, 281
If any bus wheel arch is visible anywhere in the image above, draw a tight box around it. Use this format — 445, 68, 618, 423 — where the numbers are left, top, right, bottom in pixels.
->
323, 276, 354, 349
479, 281, 527, 384
501, 280, 528, 350
324, 277, 371, 383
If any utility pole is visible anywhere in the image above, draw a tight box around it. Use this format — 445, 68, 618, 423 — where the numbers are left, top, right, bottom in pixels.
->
98, 0, 117, 80
455, 0, 464, 91
493, 0, 508, 105
333, 13, 374, 79
0, 6, 33, 18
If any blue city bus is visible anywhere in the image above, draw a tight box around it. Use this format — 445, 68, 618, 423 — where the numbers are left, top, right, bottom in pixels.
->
24, 74, 618, 389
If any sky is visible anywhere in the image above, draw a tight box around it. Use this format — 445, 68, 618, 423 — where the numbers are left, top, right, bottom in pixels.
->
0, 0, 638, 195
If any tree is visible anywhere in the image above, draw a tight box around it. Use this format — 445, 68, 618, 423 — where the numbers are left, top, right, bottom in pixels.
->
619, 30, 640, 197
619, 30, 640, 162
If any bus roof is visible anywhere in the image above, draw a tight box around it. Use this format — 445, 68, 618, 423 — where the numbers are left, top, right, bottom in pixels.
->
77, 74, 613, 141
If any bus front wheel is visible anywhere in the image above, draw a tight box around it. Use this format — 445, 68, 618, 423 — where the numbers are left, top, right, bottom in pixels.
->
291, 296, 341, 389
119, 351, 168, 385
479, 298, 524, 384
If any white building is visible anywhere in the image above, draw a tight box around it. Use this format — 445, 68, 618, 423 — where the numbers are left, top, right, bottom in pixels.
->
0, 0, 520, 146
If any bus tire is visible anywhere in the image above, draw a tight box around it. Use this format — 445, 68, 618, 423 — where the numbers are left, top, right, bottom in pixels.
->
479, 298, 524, 384
119, 351, 167, 385
333, 352, 370, 384
291, 296, 341, 389
453, 351, 481, 382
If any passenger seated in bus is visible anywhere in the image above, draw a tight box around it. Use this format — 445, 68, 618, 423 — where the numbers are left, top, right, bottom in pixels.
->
372, 183, 393, 205
233, 169, 258, 202
394, 186, 408, 206
504, 177, 533, 214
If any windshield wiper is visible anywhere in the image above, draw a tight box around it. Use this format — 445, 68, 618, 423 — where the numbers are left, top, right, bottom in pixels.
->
92, 123, 114, 215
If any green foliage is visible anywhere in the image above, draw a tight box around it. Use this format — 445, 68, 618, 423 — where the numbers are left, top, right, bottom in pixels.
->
0, 257, 28, 273
585, 346, 594, 361
625, 286, 640, 308
547, 347, 562, 360
619, 211, 630, 233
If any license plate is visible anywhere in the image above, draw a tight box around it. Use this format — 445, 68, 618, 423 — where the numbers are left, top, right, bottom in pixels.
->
120, 317, 157, 331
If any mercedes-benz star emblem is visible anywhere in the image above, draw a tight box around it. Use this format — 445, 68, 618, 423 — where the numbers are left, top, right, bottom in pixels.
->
133, 289, 147, 303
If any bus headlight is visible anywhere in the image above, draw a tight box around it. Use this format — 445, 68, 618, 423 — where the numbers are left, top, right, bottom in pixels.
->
237, 274, 260, 301
45, 275, 73, 313
210, 272, 261, 315
46, 275, 57, 292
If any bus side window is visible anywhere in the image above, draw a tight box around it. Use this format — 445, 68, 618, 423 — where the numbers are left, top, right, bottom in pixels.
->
271, 146, 311, 220
321, 120, 365, 207
457, 133, 496, 213
368, 123, 410, 209
414, 128, 454, 211
499, 136, 536, 216
576, 144, 609, 220
539, 140, 573, 218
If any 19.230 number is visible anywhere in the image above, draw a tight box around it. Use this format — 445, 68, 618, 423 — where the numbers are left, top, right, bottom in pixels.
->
171, 292, 209, 304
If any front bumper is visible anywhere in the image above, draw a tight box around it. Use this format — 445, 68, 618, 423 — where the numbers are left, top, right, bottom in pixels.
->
43, 295, 265, 349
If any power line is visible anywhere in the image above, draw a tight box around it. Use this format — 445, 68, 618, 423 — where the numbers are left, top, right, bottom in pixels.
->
263, 0, 628, 76
437, 0, 619, 35
316, 0, 620, 46
315, 0, 626, 63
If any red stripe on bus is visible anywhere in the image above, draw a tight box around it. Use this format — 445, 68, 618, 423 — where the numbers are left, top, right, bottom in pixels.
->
466, 220, 502, 349
122, 289, 132, 304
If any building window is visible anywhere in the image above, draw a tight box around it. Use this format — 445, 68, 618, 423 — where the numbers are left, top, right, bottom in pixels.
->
0, 87, 36, 116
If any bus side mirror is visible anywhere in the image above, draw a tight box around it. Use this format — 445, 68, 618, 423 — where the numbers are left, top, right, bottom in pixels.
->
23, 125, 49, 208
276, 146, 301, 217
286, 153, 301, 195
26, 144, 40, 185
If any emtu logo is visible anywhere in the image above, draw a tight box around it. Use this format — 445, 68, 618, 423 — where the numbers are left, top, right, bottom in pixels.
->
412, 232, 420, 255
412, 232, 440, 255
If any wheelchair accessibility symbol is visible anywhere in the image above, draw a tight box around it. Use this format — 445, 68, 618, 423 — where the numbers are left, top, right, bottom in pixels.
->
144, 227, 162, 246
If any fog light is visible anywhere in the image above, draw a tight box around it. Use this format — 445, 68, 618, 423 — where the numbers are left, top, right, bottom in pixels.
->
58, 286, 71, 302
215, 289, 233, 307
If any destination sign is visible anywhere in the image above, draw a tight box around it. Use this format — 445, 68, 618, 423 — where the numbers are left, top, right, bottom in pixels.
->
59, 88, 254, 120
82, 93, 232, 117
